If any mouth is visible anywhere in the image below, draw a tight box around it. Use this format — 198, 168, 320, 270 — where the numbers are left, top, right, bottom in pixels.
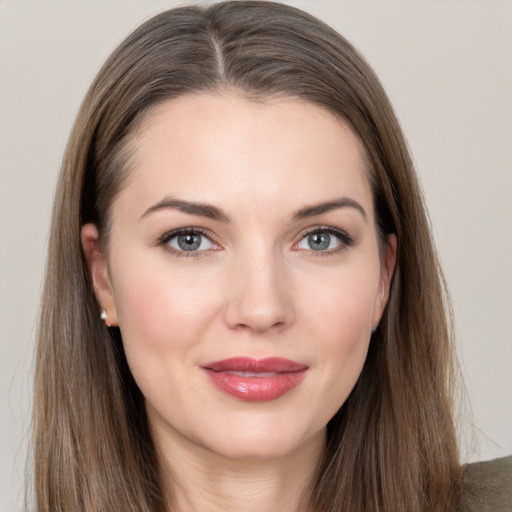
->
201, 357, 309, 402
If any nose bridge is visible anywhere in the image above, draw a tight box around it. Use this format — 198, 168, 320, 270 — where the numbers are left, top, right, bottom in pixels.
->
225, 241, 293, 333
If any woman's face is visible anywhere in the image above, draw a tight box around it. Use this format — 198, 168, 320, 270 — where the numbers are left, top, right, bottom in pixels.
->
84, 93, 396, 461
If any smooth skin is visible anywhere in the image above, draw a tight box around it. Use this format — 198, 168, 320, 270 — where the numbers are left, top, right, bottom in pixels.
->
82, 92, 396, 512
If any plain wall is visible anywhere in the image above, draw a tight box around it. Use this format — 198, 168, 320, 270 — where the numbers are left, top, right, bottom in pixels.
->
1, 1, 511, 510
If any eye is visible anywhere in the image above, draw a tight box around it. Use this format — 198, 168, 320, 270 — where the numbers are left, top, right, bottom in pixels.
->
160, 228, 219, 254
296, 228, 354, 253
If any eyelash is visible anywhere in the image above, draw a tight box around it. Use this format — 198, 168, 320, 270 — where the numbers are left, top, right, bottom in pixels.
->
157, 226, 355, 258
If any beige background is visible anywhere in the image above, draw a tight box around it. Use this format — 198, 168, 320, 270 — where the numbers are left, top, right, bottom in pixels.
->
1, 0, 511, 509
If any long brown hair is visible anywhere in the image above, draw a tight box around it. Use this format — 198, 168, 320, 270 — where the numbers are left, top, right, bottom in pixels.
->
33, 2, 461, 510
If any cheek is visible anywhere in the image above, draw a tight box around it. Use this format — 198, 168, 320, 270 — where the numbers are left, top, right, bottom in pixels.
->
299, 264, 379, 404
111, 262, 222, 369
303, 263, 379, 339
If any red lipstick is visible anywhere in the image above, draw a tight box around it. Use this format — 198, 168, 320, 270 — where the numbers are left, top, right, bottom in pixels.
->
202, 357, 308, 402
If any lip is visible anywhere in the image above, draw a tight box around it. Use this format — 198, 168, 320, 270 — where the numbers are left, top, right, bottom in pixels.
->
202, 357, 309, 402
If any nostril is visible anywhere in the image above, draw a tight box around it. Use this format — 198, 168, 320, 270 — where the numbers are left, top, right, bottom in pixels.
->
225, 305, 293, 334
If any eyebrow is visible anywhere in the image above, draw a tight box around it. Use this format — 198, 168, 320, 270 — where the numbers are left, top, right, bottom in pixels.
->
140, 197, 232, 222
292, 197, 367, 221
140, 196, 366, 223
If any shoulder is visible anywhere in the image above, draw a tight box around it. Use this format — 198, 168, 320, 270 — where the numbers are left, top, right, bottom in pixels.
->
462, 455, 512, 512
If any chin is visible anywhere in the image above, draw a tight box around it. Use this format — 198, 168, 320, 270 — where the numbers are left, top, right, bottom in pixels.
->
192, 418, 326, 462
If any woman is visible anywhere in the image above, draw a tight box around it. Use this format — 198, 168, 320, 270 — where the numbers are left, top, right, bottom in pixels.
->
32, 2, 510, 511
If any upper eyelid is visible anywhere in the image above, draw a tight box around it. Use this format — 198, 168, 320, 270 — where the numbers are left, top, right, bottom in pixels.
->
159, 227, 217, 244
297, 225, 353, 240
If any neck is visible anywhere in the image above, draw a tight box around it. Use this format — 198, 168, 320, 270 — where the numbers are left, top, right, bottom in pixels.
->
154, 427, 325, 512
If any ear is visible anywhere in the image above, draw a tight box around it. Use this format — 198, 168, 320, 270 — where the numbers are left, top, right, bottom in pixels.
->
81, 223, 118, 326
372, 233, 397, 329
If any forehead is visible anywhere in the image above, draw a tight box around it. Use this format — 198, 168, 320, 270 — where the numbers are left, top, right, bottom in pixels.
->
116, 92, 373, 220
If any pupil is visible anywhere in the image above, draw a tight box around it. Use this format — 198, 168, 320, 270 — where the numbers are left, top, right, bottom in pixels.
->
178, 234, 201, 251
309, 232, 330, 251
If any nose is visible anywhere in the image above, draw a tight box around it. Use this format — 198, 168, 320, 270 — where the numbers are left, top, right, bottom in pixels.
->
224, 251, 294, 334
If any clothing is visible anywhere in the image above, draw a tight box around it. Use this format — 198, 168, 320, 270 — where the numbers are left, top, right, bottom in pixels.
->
463, 455, 512, 512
